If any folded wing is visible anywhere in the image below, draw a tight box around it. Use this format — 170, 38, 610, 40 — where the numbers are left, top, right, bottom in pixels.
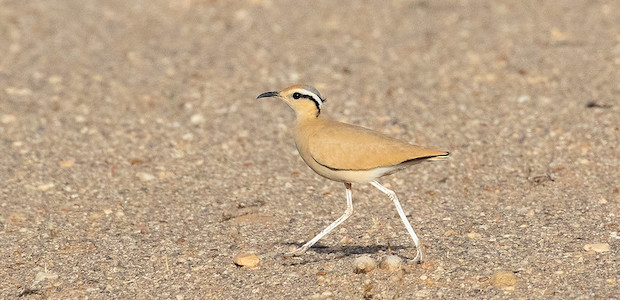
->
308, 120, 448, 171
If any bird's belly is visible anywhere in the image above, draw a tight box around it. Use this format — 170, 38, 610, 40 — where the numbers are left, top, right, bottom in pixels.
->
306, 161, 402, 183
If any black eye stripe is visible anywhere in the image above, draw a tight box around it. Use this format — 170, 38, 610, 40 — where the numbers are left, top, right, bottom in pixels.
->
292, 91, 323, 117
292, 92, 320, 102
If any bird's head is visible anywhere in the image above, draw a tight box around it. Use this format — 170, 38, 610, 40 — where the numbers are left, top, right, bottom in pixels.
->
257, 84, 326, 118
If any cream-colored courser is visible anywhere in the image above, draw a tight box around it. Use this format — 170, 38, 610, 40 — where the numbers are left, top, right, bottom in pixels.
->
257, 84, 449, 262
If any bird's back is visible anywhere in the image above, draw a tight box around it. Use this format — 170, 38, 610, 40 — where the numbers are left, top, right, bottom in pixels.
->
297, 118, 448, 171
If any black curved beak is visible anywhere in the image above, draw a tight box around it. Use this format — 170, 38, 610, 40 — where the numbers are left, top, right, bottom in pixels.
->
257, 91, 278, 99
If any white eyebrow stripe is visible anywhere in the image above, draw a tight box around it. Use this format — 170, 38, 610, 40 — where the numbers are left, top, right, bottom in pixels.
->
298, 90, 324, 107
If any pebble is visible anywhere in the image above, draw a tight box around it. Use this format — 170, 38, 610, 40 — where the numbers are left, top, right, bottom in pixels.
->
233, 252, 260, 267
380, 255, 403, 272
5, 87, 32, 96
353, 256, 376, 274
414, 290, 429, 297
466, 232, 481, 239
1, 114, 17, 124
158, 171, 175, 179
190, 114, 205, 124
35, 271, 59, 282
48, 75, 63, 84
311, 291, 333, 299
137, 172, 155, 181
60, 160, 75, 168
550, 27, 569, 41
38, 182, 55, 191
182, 133, 194, 141
491, 271, 516, 291
583, 243, 610, 253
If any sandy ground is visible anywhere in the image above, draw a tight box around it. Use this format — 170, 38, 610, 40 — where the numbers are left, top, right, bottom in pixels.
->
1, 0, 618, 298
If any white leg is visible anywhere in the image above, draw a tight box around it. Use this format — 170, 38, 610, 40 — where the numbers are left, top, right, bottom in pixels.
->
370, 181, 423, 263
286, 182, 353, 256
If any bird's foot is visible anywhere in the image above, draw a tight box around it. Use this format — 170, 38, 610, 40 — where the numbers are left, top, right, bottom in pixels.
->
284, 245, 309, 257
412, 248, 423, 264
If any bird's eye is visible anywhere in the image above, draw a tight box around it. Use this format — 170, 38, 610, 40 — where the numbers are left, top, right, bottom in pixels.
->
293, 92, 301, 99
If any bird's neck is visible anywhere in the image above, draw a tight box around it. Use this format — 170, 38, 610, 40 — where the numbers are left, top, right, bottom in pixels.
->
294, 111, 321, 123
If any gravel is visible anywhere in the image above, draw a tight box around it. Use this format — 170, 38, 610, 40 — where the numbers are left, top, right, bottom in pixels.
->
0, 0, 618, 298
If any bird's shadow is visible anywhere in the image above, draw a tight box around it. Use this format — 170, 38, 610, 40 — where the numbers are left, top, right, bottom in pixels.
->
277, 242, 414, 265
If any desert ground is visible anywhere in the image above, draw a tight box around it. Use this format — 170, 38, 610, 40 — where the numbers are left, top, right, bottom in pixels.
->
1, 0, 618, 298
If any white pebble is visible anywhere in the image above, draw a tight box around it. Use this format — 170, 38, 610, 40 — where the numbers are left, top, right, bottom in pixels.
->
353, 256, 376, 274
190, 114, 205, 124
380, 255, 403, 271
35, 272, 58, 282
137, 172, 155, 181
1, 114, 17, 124
583, 243, 610, 253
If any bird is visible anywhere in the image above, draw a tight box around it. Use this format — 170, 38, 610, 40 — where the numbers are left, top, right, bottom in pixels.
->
256, 84, 449, 263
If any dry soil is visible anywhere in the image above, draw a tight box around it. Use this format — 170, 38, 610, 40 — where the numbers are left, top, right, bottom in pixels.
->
1, 0, 618, 299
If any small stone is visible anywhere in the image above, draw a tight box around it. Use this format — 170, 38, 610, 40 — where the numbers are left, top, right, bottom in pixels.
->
380, 255, 403, 272
1, 114, 17, 124
233, 252, 260, 267
443, 230, 459, 236
137, 172, 155, 181
353, 256, 376, 274
467, 232, 481, 239
492, 271, 516, 291
8, 212, 26, 223
38, 182, 55, 191
48, 75, 63, 84
414, 290, 429, 297
158, 171, 175, 179
182, 133, 194, 141
59, 159, 75, 168
35, 272, 59, 282
190, 114, 205, 125
237, 130, 249, 138
583, 243, 610, 253
517, 95, 530, 103
5, 87, 32, 96
234, 9, 249, 20
550, 28, 569, 41
339, 236, 353, 245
